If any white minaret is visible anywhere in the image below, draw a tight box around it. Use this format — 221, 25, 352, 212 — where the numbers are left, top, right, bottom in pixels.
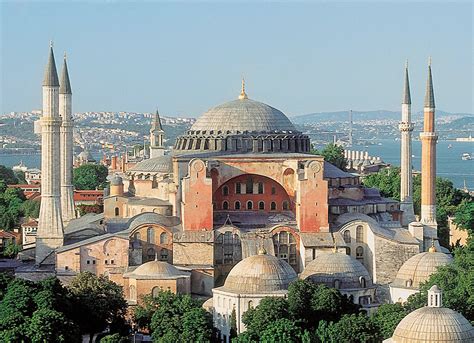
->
36, 43, 64, 265
59, 53, 75, 224
149, 110, 165, 158
399, 61, 416, 226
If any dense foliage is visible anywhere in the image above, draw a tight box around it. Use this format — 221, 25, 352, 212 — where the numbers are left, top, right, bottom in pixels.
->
0, 272, 128, 343
311, 143, 347, 170
133, 290, 213, 343
73, 164, 109, 190
363, 167, 472, 247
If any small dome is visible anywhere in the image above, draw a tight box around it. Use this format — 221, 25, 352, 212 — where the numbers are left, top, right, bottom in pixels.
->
77, 150, 95, 162
125, 260, 187, 280
392, 251, 452, 289
128, 155, 172, 174
222, 252, 297, 294
110, 174, 123, 186
300, 252, 372, 289
191, 98, 297, 133
391, 307, 474, 342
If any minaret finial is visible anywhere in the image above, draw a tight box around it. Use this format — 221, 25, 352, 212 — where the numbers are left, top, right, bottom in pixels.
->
405, 59, 408, 69
50, 40, 53, 48
239, 77, 248, 100
402, 60, 411, 105
424, 57, 435, 108
64, 51, 67, 60
428, 238, 437, 252
428, 56, 432, 67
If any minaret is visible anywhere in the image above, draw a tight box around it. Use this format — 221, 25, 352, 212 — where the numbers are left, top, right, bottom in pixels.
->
149, 110, 165, 158
36, 43, 64, 264
59, 53, 75, 224
420, 57, 438, 242
399, 61, 416, 225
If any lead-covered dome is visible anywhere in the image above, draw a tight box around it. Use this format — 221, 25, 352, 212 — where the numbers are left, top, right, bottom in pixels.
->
191, 98, 297, 133
221, 250, 297, 294
300, 251, 372, 289
124, 260, 188, 280
391, 249, 452, 289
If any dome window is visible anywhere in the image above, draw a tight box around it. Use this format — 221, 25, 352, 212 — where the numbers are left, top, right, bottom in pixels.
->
359, 276, 367, 288
343, 230, 351, 243
160, 232, 168, 244
333, 279, 341, 289
405, 279, 413, 288
356, 246, 364, 260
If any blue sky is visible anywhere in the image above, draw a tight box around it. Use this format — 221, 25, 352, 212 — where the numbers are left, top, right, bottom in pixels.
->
1, 1, 472, 117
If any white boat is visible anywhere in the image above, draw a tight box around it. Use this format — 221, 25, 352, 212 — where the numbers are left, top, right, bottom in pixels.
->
461, 153, 472, 161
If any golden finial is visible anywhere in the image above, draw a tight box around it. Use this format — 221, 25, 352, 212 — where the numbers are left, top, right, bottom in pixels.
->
239, 77, 248, 100
256, 232, 266, 255
428, 238, 437, 253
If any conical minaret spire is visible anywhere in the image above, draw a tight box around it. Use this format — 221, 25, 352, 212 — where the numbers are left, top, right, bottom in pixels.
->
399, 60, 415, 225
420, 57, 438, 248
37, 43, 64, 264
59, 52, 75, 224
149, 109, 165, 158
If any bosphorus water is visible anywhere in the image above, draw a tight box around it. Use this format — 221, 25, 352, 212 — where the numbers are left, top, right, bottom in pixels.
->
1, 140, 473, 190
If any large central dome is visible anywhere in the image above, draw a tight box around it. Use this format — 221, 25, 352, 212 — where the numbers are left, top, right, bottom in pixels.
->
191, 98, 297, 133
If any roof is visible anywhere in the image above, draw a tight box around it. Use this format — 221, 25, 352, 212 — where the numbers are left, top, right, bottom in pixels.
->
123, 260, 189, 280
391, 250, 452, 289
0, 230, 19, 239
64, 213, 104, 234
43, 46, 59, 87
402, 64, 411, 105
59, 55, 72, 94
21, 219, 38, 227
391, 307, 474, 342
128, 155, 172, 174
424, 64, 435, 108
56, 232, 128, 253
323, 162, 356, 179
127, 212, 181, 232
191, 97, 297, 133
300, 232, 347, 248
73, 190, 103, 201
300, 251, 373, 289
216, 251, 297, 294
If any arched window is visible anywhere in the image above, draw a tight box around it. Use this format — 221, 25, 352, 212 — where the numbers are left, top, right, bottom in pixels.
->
248, 300, 253, 309
259, 201, 265, 210
343, 230, 351, 243
160, 232, 168, 244
405, 279, 413, 288
282, 201, 289, 210
222, 185, 229, 196
147, 227, 155, 243
273, 231, 297, 268
334, 279, 341, 289
147, 247, 155, 261
356, 246, 364, 260
247, 201, 253, 210
246, 177, 253, 194
133, 232, 141, 244
129, 285, 136, 301
223, 201, 229, 210
356, 225, 364, 243
359, 276, 366, 288
271, 186, 276, 195
114, 207, 120, 216
258, 182, 264, 194
346, 247, 351, 256
160, 248, 169, 261
271, 202, 277, 211
152, 286, 160, 298
235, 201, 241, 210
235, 183, 241, 194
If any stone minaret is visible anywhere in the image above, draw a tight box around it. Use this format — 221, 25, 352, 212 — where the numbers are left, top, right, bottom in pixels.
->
420, 58, 438, 239
59, 53, 75, 224
149, 110, 165, 158
36, 43, 64, 264
399, 61, 416, 226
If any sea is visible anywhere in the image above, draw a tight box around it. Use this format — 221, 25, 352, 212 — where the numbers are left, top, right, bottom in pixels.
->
0, 140, 473, 191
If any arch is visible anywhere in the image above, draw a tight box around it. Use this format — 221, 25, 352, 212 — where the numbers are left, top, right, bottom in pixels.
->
160, 232, 168, 244
271, 201, 277, 211
282, 201, 289, 211
160, 248, 169, 261
133, 232, 141, 244
283, 168, 295, 192
334, 279, 341, 289
257, 182, 264, 194
152, 286, 160, 297
405, 279, 413, 288
356, 225, 364, 243
147, 247, 155, 261
222, 185, 229, 196
258, 201, 265, 210
247, 201, 253, 210
356, 246, 364, 260
343, 230, 351, 243
222, 201, 229, 210
248, 300, 253, 309
147, 227, 155, 243
359, 276, 366, 288
234, 201, 241, 210
114, 207, 120, 216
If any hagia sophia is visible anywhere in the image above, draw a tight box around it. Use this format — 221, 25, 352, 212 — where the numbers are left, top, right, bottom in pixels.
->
15, 45, 474, 342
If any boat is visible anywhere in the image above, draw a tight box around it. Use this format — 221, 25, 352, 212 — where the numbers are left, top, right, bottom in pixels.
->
448, 144, 452, 149
461, 153, 472, 161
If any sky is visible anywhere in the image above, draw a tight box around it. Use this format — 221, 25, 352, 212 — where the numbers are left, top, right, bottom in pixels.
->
1, 1, 472, 117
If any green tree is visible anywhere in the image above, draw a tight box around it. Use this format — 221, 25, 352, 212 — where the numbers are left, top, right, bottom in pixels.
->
363, 167, 401, 200
14, 170, 26, 184
0, 165, 20, 184
21, 199, 41, 219
181, 307, 213, 342
68, 272, 127, 343
3, 242, 20, 258
453, 199, 474, 237
73, 164, 109, 190
28, 307, 78, 343
260, 318, 306, 343
100, 333, 130, 343
311, 143, 347, 170
310, 284, 360, 324
133, 294, 160, 331
370, 303, 407, 339
287, 279, 317, 328
315, 313, 381, 343
229, 307, 238, 339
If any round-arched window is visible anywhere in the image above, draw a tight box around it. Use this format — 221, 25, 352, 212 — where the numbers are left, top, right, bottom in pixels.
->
282, 201, 289, 210
222, 185, 229, 196
247, 201, 253, 210
271, 202, 277, 211
235, 201, 241, 210
258, 201, 265, 210
223, 201, 229, 210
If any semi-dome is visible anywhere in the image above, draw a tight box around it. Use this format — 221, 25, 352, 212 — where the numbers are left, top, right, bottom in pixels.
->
124, 260, 188, 280
191, 98, 297, 133
300, 251, 372, 289
222, 250, 297, 294
128, 155, 172, 174
388, 285, 474, 343
391, 248, 452, 289
110, 174, 123, 186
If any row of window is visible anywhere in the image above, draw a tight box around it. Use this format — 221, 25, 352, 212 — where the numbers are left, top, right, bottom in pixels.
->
85, 259, 116, 265
222, 182, 276, 195
132, 229, 169, 245
219, 200, 290, 211
343, 226, 365, 244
